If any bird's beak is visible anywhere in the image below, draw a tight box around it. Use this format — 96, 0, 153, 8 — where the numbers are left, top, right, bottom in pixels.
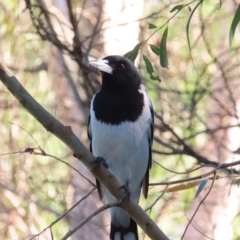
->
88, 59, 113, 74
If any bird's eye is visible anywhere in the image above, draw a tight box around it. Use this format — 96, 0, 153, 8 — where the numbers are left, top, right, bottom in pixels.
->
118, 63, 125, 69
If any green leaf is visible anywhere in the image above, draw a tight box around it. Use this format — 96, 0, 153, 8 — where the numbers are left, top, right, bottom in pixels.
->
123, 51, 132, 59
123, 42, 143, 63
209, 175, 220, 180
188, 6, 192, 12
149, 23, 157, 29
194, 179, 208, 199
143, 54, 154, 73
218, 0, 222, 10
170, 4, 184, 13
143, 54, 161, 82
186, 0, 203, 75
150, 74, 161, 82
159, 26, 169, 68
149, 44, 160, 56
229, 4, 240, 49
236, 179, 240, 187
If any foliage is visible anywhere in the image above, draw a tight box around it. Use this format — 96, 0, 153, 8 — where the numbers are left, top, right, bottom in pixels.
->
1, 0, 240, 239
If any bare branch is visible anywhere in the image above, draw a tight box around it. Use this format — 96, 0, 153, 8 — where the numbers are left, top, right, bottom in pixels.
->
181, 172, 216, 239
61, 202, 118, 240
30, 188, 96, 240
150, 160, 240, 186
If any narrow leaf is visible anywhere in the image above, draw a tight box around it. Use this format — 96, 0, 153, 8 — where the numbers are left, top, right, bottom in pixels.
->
143, 54, 154, 73
123, 51, 132, 59
149, 23, 157, 29
170, 4, 184, 13
166, 180, 202, 193
149, 44, 160, 56
188, 6, 192, 12
218, 0, 222, 10
143, 54, 161, 82
236, 179, 240, 187
209, 175, 220, 180
150, 74, 161, 82
186, 0, 203, 75
159, 26, 169, 68
123, 42, 143, 63
229, 4, 240, 49
194, 179, 208, 199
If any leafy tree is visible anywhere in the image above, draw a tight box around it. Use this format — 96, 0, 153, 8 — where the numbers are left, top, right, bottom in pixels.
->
1, 0, 240, 239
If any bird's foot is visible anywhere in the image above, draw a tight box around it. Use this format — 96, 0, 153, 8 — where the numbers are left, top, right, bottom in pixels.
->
119, 182, 131, 203
92, 156, 108, 171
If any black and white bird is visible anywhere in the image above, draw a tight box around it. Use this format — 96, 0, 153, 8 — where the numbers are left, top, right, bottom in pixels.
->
88, 55, 154, 240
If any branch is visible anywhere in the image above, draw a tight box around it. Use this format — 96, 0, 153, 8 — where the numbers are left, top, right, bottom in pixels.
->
181, 172, 216, 239
0, 62, 169, 240
61, 202, 118, 240
29, 188, 96, 240
150, 160, 240, 186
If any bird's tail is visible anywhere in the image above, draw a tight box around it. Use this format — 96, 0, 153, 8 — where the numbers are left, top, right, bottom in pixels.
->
110, 217, 138, 240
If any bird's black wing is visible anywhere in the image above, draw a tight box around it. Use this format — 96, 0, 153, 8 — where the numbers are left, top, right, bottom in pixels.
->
87, 115, 103, 200
142, 100, 154, 199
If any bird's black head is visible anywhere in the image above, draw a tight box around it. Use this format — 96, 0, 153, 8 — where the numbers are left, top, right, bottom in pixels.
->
89, 55, 141, 92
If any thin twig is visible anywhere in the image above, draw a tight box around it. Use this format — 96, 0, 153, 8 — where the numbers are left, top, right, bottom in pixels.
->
153, 160, 208, 174
61, 202, 119, 240
30, 188, 96, 240
145, 185, 169, 212
184, 213, 214, 240
150, 161, 240, 186
181, 172, 216, 239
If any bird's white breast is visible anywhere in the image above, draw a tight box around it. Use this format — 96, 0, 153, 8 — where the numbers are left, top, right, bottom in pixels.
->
90, 88, 152, 196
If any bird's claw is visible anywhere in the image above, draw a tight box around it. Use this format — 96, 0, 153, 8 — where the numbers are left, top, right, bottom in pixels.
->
119, 183, 131, 203
92, 156, 108, 171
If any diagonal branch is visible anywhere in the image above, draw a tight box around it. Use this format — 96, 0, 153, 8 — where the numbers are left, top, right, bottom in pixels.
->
0, 62, 169, 240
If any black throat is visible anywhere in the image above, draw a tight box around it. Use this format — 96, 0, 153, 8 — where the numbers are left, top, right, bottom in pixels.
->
93, 85, 144, 125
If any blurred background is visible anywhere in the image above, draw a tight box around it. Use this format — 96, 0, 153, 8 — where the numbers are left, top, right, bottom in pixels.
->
0, 0, 240, 239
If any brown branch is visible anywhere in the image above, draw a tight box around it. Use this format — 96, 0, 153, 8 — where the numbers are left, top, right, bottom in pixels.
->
7, 119, 95, 187
0, 62, 169, 240
184, 213, 214, 240
154, 112, 225, 167
145, 185, 169, 212
150, 160, 240, 186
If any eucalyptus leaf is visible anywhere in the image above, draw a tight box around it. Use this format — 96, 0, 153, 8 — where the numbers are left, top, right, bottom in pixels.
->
143, 54, 161, 82
150, 74, 161, 82
218, 0, 222, 10
123, 42, 143, 63
194, 179, 208, 199
229, 4, 240, 49
149, 44, 160, 56
170, 4, 184, 13
159, 26, 169, 68
149, 23, 157, 29
236, 179, 240, 187
143, 54, 154, 73
186, 0, 203, 75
